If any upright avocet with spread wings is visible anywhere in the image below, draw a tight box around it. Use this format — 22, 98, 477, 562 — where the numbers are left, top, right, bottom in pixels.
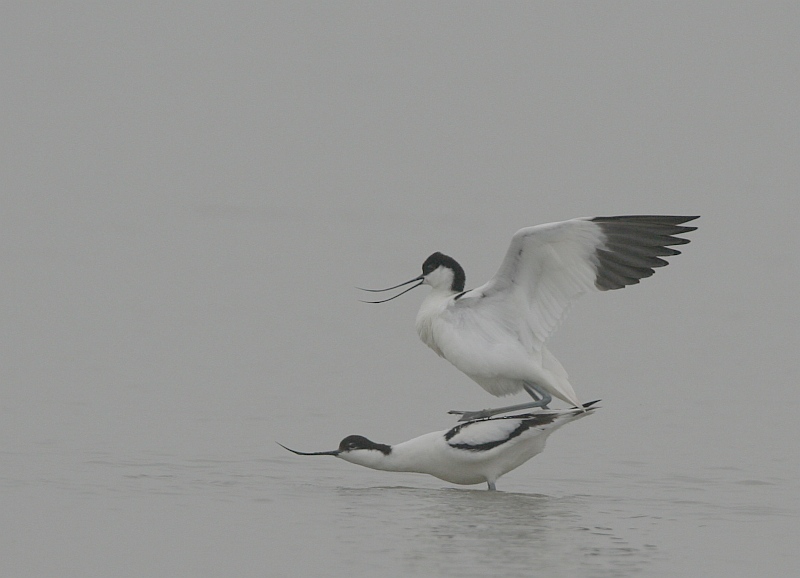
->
361, 215, 698, 420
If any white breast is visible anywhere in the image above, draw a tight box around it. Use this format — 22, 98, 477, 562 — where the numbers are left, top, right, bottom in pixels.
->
415, 291, 452, 357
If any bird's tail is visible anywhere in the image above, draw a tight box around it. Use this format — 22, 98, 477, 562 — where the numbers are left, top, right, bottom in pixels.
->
540, 347, 583, 408
578, 399, 601, 411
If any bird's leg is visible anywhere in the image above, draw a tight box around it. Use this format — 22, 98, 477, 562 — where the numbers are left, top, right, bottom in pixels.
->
487, 481, 497, 491
448, 402, 543, 421
448, 383, 551, 422
523, 383, 551, 409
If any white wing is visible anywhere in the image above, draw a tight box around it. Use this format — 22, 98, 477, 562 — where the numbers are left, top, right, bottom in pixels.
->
444, 406, 597, 451
455, 215, 698, 352
445, 417, 530, 451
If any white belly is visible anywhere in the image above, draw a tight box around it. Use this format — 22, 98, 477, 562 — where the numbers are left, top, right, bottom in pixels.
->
415, 293, 580, 405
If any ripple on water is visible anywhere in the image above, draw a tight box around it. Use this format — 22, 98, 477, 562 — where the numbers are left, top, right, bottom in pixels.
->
323, 486, 664, 578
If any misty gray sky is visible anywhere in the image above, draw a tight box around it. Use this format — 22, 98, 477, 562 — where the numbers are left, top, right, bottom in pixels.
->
1, 3, 798, 576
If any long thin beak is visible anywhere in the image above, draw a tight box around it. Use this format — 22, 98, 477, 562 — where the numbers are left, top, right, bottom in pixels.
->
357, 276, 424, 303
277, 442, 339, 456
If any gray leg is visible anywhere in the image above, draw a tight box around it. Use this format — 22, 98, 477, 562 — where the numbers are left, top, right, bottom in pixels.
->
449, 402, 542, 421
448, 382, 551, 422
523, 382, 551, 409
487, 481, 497, 491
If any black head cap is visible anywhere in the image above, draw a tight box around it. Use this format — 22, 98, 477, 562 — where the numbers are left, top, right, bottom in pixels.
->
338, 435, 391, 455
421, 252, 466, 292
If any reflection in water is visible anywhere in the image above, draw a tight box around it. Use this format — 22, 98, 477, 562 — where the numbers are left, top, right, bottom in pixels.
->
335, 487, 658, 577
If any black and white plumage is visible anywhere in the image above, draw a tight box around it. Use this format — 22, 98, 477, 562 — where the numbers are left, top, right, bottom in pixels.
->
279, 402, 599, 490
361, 215, 698, 420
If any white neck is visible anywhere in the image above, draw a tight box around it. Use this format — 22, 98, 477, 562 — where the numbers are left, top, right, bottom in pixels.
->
338, 433, 441, 475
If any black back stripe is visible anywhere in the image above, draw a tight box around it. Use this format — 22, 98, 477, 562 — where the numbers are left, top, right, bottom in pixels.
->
445, 413, 559, 452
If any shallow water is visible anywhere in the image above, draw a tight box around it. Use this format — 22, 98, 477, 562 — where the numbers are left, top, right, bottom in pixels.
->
5, 438, 797, 577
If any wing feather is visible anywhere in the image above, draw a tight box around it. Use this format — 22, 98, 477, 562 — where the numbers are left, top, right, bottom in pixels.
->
457, 215, 697, 352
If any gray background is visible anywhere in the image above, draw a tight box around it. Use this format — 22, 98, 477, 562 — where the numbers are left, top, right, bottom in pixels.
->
2, 2, 798, 577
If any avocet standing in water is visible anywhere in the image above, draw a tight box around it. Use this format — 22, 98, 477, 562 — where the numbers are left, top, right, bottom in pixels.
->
361, 215, 698, 420
280, 402, 598, 490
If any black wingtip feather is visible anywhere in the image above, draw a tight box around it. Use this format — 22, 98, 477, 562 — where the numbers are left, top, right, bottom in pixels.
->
591, 215, 700, 225
591, 215, 698, 291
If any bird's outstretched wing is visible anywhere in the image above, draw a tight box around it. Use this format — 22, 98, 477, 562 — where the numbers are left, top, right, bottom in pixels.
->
456, 215, 698, 350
